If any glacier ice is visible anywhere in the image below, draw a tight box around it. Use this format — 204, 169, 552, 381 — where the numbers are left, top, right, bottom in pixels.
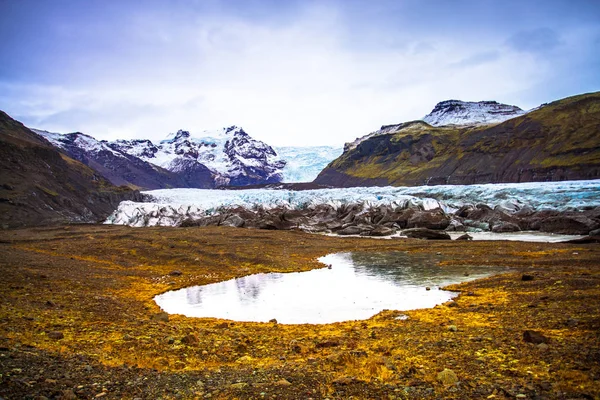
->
274, 146, 343, 183
106, 179, 600, 228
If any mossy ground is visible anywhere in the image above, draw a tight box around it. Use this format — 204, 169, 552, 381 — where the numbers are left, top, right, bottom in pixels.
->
0, 225, 599, 399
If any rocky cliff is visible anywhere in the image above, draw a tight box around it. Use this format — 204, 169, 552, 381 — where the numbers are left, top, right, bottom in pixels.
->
315, 92, 600, 187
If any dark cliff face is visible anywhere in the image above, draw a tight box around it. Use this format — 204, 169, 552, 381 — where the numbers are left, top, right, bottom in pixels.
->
315, 92, 600, 187
0, 111, 144, 228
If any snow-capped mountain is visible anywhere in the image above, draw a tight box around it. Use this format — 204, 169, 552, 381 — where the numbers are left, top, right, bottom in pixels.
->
274, 146, 343, 182
344, 99, 527, 152
111, 126, 286, 186
32, 129, 200, 189
422, 100, 525, 126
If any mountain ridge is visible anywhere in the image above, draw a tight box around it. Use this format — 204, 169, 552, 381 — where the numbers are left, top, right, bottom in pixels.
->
314, 92, 600, 187
35, 126, 287, 189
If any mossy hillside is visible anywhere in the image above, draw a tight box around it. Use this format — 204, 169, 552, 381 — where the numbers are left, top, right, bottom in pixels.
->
316, 91, 600, 186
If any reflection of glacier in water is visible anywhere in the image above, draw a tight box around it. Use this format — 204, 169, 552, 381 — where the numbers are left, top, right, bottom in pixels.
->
155, 252, 507, 324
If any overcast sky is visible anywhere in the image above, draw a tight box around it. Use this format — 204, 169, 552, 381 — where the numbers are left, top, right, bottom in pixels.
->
1, 0, 599, 146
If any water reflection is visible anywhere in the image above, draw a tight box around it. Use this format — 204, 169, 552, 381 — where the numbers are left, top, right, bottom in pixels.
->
155, 251, 506, 324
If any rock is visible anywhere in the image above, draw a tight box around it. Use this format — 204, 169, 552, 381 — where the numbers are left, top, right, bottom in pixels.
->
523, 330, 549, 344
437, 368, 458, 385
407, 210, 450, 230
365, 226, 396, 237
445, 219, 466, 232
181, 334, 199, 345
229, 382, 248, 390
491, 221, 521, 233
60, 389, 77, 400
47, 331, 64, 340
222, 214, 245, 228
455, 233, 473, 240
455, 205, 475, 218
275, 378, 292, 386
402, 228, 451, 240
537, 343, 549, 352
332, 376, 354, 385
521, 274, 534, 281
269, 318, 278, 324
169, 270, 182, 276
152, 312, 169, 322
538, 214, 599, 235
448, 325, 458, 332
337, 225, 371, 235
589, 228, 600, 236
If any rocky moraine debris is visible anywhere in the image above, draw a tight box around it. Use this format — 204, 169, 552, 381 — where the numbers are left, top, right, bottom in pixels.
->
178, 201, 600, 239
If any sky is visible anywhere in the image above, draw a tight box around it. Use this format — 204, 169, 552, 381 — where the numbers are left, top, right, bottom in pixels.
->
0, 0, 599, 146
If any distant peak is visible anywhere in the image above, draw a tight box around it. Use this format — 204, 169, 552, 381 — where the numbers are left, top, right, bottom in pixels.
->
423, 99, 525, 126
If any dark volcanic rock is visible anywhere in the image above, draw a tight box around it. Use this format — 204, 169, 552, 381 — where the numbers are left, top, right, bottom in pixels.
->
407, 210, 450, 230
538, 214, 599, 235
338, 225, 371, 236
491, 221, 521, 233
402, 228, 451, 240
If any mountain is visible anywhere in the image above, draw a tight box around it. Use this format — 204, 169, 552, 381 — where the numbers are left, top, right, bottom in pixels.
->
314, 92, 600, 187
33, 129, 199, 190
34, 126, 286, 189
0, 111, 142, 228
114, 127, 286, 187
422, 100, 525, 126
274, 146, 343, 182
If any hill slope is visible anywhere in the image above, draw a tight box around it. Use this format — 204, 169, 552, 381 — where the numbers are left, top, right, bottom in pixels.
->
0, 111, 142, 228
314, 92, 600, 187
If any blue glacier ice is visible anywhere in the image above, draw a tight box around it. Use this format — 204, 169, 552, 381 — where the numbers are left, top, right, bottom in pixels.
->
274, 146, 343, 182
106, 180, 600, 228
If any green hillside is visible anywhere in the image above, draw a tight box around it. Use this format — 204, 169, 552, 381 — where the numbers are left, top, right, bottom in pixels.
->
315, 92, 600, 187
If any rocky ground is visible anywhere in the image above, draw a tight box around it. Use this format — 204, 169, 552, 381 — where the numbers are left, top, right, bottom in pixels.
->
0, 225, 599, 399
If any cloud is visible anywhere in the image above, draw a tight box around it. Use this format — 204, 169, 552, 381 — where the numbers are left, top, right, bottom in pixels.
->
506, 28, 561, 54
0, 2, 598, 146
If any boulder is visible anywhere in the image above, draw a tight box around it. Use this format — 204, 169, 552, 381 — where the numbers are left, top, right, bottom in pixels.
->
406, 210, 450, 230
445, 218, 466, 232
364, 226, 396, 237
402, 228, 451, 240
538, 214, 600, 235
337, 225, 371, 236
455, 233, 473, 241
222, 214, 245, 228
491, 221, 521, 233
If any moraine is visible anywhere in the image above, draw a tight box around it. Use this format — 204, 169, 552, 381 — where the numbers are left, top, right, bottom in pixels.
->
105, 180, 600, 241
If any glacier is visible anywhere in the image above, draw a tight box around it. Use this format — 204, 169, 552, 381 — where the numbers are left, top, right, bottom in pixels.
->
274, 146, 343, 182
106, 179, 600, 228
